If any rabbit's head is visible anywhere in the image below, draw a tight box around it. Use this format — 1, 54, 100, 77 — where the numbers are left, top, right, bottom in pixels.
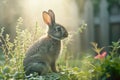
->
42, 9, 68, 40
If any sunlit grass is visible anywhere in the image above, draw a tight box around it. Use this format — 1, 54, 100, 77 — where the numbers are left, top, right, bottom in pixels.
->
0, 49, 4, 65
0, 17, 92, 79
0, 18, 120, 79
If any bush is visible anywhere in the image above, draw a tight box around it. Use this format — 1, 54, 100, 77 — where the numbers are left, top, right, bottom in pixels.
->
0, 17, 45, 79
91, 42, 120, 80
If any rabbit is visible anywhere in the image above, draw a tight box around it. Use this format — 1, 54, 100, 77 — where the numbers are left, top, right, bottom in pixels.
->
23, 9, 68, 75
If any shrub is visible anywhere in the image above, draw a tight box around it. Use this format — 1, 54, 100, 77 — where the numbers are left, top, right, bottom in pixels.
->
0, 17, 44, 79
91, 42, 120, 80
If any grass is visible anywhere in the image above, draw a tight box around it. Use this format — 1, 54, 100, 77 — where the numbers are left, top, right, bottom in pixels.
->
0, 49, 4, 65
0, 17, 120, 80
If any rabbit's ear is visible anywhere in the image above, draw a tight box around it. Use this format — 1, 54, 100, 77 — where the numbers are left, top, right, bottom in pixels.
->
48, 9, 55, 23
42, 11, 52, 26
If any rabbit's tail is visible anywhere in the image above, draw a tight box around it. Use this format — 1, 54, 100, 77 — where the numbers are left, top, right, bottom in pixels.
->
24, 62, 50, 75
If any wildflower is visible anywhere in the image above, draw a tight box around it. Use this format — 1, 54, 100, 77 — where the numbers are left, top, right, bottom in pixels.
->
94, 51, 107, 59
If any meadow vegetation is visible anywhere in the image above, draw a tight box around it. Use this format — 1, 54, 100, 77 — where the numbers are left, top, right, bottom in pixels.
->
0, 18, 120, 80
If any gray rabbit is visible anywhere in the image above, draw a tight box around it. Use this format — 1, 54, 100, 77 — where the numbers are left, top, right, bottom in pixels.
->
23, 9, 68, 75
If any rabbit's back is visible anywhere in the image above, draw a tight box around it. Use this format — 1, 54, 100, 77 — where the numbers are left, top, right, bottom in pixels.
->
24, 36, 61, 66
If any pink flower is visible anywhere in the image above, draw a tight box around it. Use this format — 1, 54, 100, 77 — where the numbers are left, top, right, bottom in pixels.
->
94, 51, 107, 59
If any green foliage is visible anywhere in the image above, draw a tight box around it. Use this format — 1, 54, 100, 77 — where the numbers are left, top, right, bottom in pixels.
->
0, 17, 120, 80
92, 0, 120, 15
91, 41, 120, 80
79, 22, 87, 33
92, 0, 101, 15
0, 17, 44, 79
107, 0, 120, 6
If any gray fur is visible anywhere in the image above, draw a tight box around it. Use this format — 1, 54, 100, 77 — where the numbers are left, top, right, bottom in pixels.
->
23, 9, 68, 75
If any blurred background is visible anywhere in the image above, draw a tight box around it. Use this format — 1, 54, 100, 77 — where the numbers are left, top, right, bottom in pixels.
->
0, 0, 120, 54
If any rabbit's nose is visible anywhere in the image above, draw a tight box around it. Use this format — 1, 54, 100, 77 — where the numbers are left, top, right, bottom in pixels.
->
63, 32, 68, 37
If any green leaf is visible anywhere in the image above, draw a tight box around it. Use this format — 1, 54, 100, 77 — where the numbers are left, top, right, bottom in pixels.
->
2, 66, 10, 74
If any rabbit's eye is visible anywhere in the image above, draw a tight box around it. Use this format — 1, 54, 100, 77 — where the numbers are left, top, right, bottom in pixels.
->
56, 27, 61, 32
